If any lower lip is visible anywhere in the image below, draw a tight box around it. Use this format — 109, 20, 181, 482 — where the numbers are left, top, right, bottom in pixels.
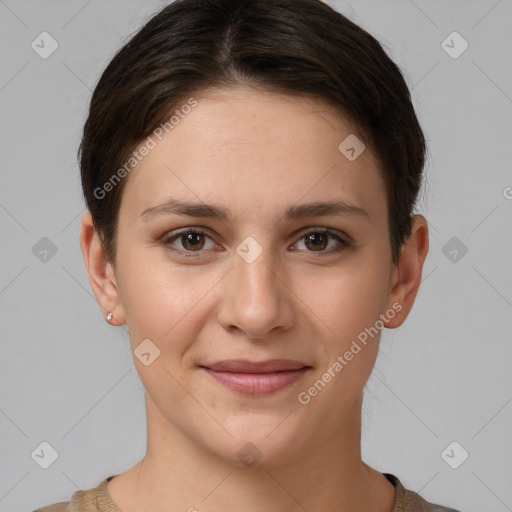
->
202, 367, 310, 395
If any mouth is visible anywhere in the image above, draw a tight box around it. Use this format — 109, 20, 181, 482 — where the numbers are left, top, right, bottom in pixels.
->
199, 359, 312, 395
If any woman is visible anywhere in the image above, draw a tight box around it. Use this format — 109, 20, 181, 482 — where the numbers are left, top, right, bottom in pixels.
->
34, 0, 461, 510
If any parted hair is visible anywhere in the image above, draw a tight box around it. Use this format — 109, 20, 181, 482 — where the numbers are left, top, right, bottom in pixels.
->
78, 0, 426, 266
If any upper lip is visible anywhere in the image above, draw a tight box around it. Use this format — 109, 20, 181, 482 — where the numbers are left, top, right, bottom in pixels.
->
200, 359, 310, 373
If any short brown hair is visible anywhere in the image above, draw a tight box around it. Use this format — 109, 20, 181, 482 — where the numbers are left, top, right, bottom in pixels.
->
79, 0, 426, 266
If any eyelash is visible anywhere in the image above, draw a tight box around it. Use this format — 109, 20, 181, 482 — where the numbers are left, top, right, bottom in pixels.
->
161, 227, 351, 258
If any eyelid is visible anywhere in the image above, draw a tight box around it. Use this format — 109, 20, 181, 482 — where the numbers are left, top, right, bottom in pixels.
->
291, 228, 351, 254
294, 226, 352, 243
161, 226, 215, 247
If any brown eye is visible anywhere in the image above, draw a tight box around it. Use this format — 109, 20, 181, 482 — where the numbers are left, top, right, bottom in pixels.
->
163, 228, 216, 255
181, 232, 206, 251
294, 230, 350, 254
304, 232, 329, 251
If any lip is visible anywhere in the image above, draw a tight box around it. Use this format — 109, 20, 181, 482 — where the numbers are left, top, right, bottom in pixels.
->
199, 359, 312, 395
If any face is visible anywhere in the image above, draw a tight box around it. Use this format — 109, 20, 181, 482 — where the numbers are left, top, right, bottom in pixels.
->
91, 85, 408, 467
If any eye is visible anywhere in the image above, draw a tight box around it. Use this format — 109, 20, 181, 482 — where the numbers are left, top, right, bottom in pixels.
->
162, 228, 217, 256
292, 229, 350, 254
162, 227, 350, 258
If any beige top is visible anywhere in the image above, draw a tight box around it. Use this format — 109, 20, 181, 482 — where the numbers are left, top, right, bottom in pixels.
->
33, 473, 461, 512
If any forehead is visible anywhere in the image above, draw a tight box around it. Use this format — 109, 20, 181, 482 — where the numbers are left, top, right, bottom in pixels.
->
119, 86, 386, 221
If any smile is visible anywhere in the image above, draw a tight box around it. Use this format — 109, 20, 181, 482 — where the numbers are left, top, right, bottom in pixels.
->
199, 359, 312, 395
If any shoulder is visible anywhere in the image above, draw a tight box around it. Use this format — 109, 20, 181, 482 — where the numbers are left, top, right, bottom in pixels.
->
32, 503, 69, 512
32, 474, 119, 512
384, 473, 462, 512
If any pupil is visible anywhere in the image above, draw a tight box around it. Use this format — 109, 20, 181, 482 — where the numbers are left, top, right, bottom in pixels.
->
184, 233, 203, 250
308, 233, 327, 251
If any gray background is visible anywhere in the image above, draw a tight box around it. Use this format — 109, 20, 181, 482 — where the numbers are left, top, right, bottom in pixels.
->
0, 1, 511, 511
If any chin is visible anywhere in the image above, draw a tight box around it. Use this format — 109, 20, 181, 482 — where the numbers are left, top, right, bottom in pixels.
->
203, 414, 312, 469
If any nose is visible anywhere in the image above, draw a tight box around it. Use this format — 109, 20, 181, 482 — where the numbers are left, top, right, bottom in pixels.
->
216, 242, 296, 340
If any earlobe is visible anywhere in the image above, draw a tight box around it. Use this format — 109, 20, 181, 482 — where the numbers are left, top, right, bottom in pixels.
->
384, 214, 429, 329
79, 211, 126, 325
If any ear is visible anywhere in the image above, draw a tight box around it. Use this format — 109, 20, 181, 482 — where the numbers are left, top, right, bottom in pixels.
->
384, 214, 429, 328
79, 210, 126, 326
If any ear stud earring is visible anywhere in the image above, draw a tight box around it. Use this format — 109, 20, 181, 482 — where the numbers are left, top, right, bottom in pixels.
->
106, 312, 113, 322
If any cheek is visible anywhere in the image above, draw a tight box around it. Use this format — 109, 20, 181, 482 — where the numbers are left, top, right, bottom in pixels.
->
307, 273, 385, 395
304, 259, 390, 395
312, 264, 389, 336
117, 246, 217, 349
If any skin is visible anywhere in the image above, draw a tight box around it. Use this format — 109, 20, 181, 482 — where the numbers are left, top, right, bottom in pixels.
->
80, 84, 429, 512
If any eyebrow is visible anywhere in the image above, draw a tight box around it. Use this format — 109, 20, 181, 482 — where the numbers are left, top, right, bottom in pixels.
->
139, 198, 369, 222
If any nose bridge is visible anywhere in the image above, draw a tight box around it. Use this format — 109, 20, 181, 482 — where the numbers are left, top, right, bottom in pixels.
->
217, 235, 294, 338
234, 236, 282, 304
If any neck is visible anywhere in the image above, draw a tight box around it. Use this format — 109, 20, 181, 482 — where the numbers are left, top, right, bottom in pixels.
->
107, 393, 395, 512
